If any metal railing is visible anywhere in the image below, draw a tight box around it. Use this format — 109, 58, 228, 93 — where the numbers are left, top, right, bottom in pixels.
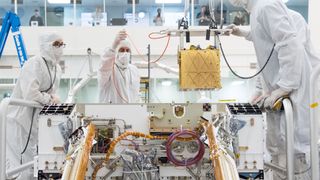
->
264, 98, 294, 180
0, 98, 42, 180
310, 65, 320, 180
283, 98, 294, 180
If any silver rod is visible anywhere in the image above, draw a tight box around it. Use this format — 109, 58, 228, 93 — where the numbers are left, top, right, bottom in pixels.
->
73, 0, 76, 26
264, 162, 287, 174
6, 160, 34, 177
283, 98, 294, 180
9, 98, 42, 108
310, 65, 320, 180
132, 0, 136, 24
14, 0, 17, 14
191, 0, 194, 26
220, 0, 223, 28
44, 0, 47, 26
0, 98, 10, 180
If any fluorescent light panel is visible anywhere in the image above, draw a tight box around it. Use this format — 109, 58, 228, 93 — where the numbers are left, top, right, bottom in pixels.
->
48, 0, 70, 4
161, 80, 172, 86
231, 81, 245, 86
155, 0, 181, 4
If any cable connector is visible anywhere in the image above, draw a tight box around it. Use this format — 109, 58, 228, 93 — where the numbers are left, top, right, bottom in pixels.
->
124, 124, 132, 129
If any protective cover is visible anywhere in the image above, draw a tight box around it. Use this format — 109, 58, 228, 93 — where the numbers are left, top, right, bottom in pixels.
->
179, 47, 221, 90
75, 123, 96, 180
205, 122, 239, 180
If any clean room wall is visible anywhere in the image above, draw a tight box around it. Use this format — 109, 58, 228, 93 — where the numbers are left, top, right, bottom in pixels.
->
309, 0, 320, 49
0, 26, 257, 78
0, 25, 258, 103
0, 0, 318, 103
0, 26, 255, 55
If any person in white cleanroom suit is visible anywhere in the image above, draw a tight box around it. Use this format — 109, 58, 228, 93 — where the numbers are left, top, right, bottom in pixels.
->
226, 0, 320, 179
98, 30, 140, 103
5, 33, 63, 179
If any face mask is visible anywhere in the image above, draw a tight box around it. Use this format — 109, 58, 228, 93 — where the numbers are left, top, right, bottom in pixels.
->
116, 52, 130, 69
52, 46, 63, 62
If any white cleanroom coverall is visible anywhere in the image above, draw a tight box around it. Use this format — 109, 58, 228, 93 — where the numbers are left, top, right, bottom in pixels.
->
6, 33, 63, 179
228, 0, 320, 179
98, 39, 140, 103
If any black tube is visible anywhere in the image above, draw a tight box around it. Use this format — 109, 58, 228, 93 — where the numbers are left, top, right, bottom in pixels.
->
206, 29, 210, 40
186, 31, 190, 43
147, 44, 150, 103
218, 35, 275, 79
21, 107, 36, 164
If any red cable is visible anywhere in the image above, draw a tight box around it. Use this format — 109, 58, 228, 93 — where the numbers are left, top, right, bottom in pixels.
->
126, 32, 171, 63
166, 130, 205, 166
148, 32, 169, 39
127, 34, 147, 61
151, 34, 170, 63
111, 31, 171, 102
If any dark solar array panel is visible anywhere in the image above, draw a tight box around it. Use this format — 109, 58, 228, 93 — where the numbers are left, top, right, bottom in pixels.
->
227, 103, 262, 115
40, 104, 75, 115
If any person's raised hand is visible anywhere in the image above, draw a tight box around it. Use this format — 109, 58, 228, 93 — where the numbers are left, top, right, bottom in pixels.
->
112, 30, 127, 50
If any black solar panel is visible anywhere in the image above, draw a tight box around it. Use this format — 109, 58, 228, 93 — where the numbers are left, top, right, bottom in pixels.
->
227, 103, 262, 115
40, 104, 75, 115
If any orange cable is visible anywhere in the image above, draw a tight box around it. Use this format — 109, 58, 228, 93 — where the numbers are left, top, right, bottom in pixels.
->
111, 31, 171, 102
91, 132, 166, 180
150, 34, 170, 63
126, 32, 171, 63
126, 34, 147, 61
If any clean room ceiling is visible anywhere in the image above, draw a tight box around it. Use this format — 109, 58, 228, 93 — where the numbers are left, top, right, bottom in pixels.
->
0, 0, 309, 7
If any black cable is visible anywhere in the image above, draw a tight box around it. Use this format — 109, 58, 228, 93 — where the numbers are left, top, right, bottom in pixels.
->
20, 107, 36, 164
217, 35, 275, 79
20, 57, 56, 163
42, 57, 57, 93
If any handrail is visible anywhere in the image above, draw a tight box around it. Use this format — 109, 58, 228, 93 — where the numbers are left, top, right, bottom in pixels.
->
0, 98, 10, 180
6, 160, 34, 178
310, 65, 320, 180
65, 48, 96, 103
0, 98, 42, 180
282, 98, 294, 180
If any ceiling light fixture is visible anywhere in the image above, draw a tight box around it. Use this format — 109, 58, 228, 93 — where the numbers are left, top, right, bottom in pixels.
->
155, 0, 181, 4
231, 80, 245, 86
161, 80, 172, 86
48, 0, 70, 4
138, 12, 145, 18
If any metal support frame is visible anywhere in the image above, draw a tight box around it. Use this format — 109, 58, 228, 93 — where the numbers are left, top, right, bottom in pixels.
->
65, 48, 97, 103
283, 98, 294, 180
6, 160, 35, 178
147, 44, 150, 103
310, 65, 320, 180
0, 98, 42, 180
0, 98, 10, 180
264, 99, 294, 179
165, 29, 231, 50
220, 0, 223, 28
